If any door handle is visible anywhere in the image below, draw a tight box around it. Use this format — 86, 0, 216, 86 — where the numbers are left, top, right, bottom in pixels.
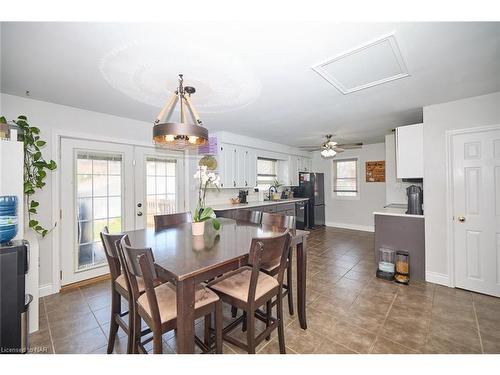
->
458, 216, 465, 222
137, 211, 143, 217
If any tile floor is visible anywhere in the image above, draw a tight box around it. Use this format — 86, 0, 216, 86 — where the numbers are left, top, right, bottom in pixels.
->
29, 226, 500, 354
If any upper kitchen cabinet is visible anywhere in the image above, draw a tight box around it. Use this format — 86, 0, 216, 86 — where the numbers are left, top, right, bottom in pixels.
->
285, 155, 312, 186
395, 123, 423, 179
218, 143, 257, 188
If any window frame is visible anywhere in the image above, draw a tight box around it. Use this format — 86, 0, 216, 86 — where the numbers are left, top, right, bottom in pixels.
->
332, 157, 360, 200
256, 157, 278, 191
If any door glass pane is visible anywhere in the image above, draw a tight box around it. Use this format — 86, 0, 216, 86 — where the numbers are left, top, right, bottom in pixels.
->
145, 157, 177, 228
75, 151, 123, 271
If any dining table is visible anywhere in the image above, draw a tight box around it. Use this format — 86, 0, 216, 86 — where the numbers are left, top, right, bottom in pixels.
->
125, 217, 309, 354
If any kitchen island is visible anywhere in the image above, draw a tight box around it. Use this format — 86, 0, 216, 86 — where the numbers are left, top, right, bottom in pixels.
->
374, 206, 425, 280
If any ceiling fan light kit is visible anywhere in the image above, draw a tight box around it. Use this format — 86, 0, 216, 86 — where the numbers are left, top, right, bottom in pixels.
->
152, 74, 209, 149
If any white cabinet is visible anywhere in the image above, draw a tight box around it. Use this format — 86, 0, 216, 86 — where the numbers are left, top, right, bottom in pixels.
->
288, 156, 299, 186
218, 143, 257, 188
395, 123, 424, 179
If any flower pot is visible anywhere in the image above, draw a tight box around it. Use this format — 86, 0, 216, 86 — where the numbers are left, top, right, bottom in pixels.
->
192, 221, 205, 236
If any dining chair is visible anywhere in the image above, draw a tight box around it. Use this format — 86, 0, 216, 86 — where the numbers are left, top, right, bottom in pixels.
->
234, 209, 262, 224
119, 235, 223, 354
208, 231, 292, 354
100, 227, 136, 354
260, 212, 296, 316
154, 211, 192, 230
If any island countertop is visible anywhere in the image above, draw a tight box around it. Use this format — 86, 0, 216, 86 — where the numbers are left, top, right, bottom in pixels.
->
373, 205, 424, 218
211, 198, 309, 211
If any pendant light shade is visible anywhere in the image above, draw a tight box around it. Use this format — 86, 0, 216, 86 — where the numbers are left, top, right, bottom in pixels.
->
153, 74, 209, 149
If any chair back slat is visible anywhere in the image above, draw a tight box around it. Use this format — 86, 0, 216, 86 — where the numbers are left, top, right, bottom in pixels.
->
261, 212, 295, 230
235, 210, 262, 224
100, 227, 124, 280
154, 212, 192, 230
120, 237, 157, 280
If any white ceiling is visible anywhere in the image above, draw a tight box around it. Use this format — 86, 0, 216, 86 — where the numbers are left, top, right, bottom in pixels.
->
1, 22, 499, 146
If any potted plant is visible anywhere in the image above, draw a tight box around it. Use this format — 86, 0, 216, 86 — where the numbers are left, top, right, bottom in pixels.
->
192, 165, 221, 236
0, 115, 57, 237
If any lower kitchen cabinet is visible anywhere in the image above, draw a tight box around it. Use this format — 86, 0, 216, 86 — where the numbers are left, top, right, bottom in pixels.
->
214, 202, 297, 220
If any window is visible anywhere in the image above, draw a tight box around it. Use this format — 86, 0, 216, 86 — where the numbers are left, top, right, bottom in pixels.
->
333, 158, 358, 197
76, 152, 122, 271
145, 157, 177, 228
257, 157, 277, 191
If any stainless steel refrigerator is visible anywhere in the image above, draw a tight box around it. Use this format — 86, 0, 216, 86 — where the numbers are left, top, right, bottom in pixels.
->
293, 172, 325, 228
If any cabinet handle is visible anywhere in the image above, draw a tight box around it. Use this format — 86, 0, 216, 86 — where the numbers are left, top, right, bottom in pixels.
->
233, 181, 236, 187
245, 180, 248, 186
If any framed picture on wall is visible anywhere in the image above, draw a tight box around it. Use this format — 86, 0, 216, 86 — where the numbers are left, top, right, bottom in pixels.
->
366, 160, 385, 182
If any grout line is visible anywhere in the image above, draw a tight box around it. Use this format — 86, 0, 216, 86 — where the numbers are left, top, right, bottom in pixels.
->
472, 298, 484, 354
42, 297, 56, 354
368, 289, 398, 353
421, 285, 437, 350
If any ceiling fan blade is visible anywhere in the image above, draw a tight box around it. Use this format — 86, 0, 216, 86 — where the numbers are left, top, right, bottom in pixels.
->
336, 143, 363, 149
333, 147, 345, 153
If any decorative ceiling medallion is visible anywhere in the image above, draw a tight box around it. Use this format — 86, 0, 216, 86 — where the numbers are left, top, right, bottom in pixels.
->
99, 40, 261, 113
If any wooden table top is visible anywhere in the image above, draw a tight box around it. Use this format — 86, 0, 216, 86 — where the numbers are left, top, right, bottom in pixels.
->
125, 218, 309, 281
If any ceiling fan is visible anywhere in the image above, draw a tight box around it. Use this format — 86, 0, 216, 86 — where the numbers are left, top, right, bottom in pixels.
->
299, 134, 362, 158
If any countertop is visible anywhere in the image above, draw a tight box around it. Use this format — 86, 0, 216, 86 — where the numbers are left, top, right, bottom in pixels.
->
212, 198, 309, 211
373, 204, 424, 218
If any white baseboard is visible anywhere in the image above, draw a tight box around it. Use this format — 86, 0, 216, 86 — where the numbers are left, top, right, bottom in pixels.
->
425, 271, 450, 287
325, 221, 374, 232
39, 283, 56, 298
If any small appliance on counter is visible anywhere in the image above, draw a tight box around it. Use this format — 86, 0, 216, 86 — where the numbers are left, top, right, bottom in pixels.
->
238, 190, 249, 204
406, 185, 423, 215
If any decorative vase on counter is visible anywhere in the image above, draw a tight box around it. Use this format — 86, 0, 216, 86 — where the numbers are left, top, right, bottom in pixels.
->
0, 195, 18, 244
192, 221, 205, 236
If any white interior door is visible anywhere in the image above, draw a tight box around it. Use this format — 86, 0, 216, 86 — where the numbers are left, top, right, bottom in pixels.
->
453, 127, 500, 297
133, 146, 185, 229
60, 138, 135, 285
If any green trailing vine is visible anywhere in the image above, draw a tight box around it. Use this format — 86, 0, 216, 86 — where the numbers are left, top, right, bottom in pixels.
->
1, 115, 57, 237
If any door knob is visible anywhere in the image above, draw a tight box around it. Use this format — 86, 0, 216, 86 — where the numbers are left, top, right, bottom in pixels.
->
137, 211, 143, 217
458, 216, 465, 222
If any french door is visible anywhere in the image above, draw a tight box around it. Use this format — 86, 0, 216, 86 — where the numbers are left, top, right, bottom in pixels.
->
60, 138, 184, 285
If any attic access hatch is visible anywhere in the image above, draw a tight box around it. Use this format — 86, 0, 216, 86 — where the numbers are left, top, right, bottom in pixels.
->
312, 33, 409, 94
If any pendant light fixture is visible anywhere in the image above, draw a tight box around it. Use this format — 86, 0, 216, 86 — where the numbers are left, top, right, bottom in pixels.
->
153, 74, 208, 149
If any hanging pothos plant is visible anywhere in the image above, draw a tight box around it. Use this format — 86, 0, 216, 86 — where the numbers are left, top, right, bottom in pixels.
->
3, 115, 57, 237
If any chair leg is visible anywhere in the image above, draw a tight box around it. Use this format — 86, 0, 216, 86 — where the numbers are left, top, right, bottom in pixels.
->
214, 301, 223, 354
265, 300, 272, 341
287, 254, 294, 316
132, 311, 141, 354
276, 293, 286, 354
152, 329, 163, 354
242, 311, 247, 332
126, 301, 134, 354
246, 309, 256, 354
231, 306, 238, 318
107, 290, 121, 354
204, 314, 211, 347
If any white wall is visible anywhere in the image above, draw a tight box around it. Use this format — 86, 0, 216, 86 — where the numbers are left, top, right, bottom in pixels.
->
423, 91, 500, 285
311, 143, 386, 231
